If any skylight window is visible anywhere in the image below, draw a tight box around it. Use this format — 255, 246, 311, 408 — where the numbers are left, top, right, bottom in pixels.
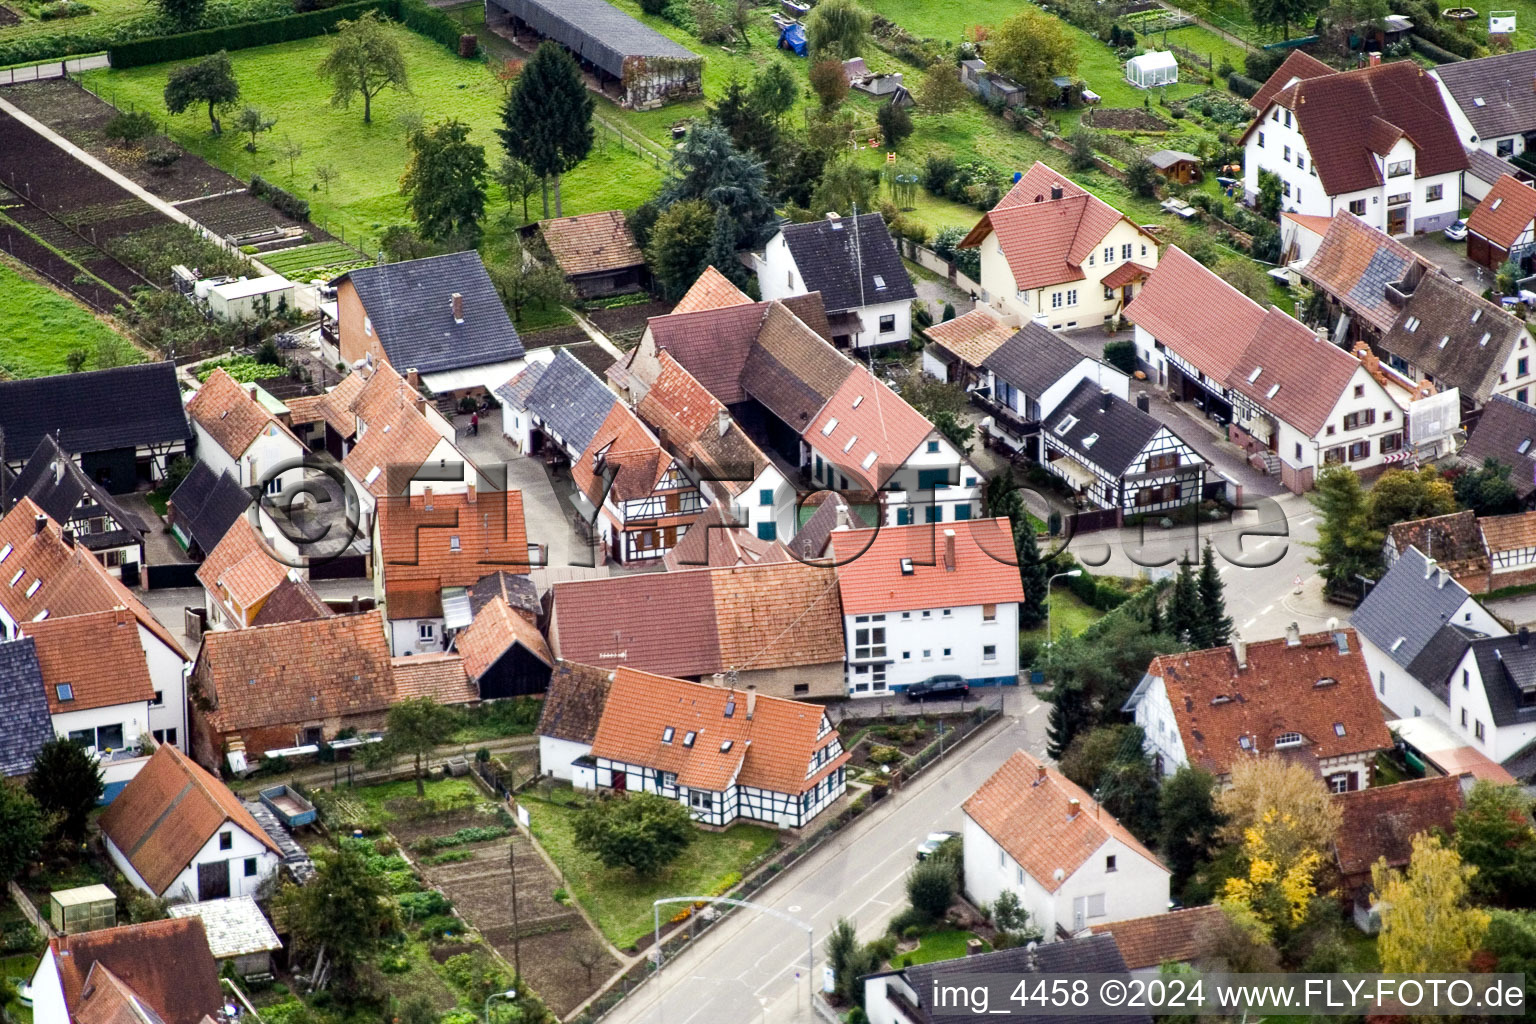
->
1474, 97, 1487, 106
842, 435, 858, 453
821, 418, 839, 435
1404, 316, 1421, 332
449, 536, 461, 552
365, 466, 382, 486
720, 740, 734, 752
56, 683, 73, 702
852, 395, 864, 408
1493, 198, 1505, 211
1439, 336, 1450, 349
1480, 332, 1491, 347
830, 220, 844, 231
861, 451, 878, 470
1082, 432, 1099, 449
873, 275, 886, 290
1472, 309, 1483, 324
1055, 415, 1078, 435
683, 731, 697, 746
31, 610, 47, 622
1238, 736, 1251, 750
1334, 722, 1347, 736
724, 700, 736, 718
662, 727, 675, 743
25, 579, 39, 597
900, 557, 914, 575
0, 543, 11, 563
1519, 439, 1531, 455
1391, 636, 1406, 652
8, 569, 21, 587
1247, 366, 1263, 383
1266, 383, 1281, 399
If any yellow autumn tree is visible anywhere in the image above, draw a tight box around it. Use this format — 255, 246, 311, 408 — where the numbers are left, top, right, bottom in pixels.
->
1374, 833, 1490, 973
1220, 808, 1325, 941
1218, 756, 1341, 859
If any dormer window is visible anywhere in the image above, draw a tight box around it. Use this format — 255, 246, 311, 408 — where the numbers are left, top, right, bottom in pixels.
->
1275, 732, 1304, 748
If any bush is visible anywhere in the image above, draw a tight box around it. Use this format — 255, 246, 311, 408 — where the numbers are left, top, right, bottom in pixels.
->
1409, 34, 1463, 64
868, 745, 902, 765
922, 155, 958, 195
250, 175, 310, 221
906, 857, 957, 921
640, 0, 666, 10
1242, 49, 1285, 81
104, 110, 157, 144
38, 1, 93, 19
397, 890, 452, 918
1104, 339, 1137, 375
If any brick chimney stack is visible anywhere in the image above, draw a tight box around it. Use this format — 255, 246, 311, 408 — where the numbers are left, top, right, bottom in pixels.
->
450, 293, 464, 323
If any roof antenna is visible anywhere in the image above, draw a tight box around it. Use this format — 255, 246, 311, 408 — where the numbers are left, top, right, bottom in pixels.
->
852, 202, 868, 357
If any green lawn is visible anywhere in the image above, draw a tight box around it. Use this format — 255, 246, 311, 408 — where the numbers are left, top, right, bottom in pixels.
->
0, 257, 134, 378
331, 776, 487, 830
1021, 588, 1105, 648
524, 795, 779, 949
82, 30, 664, 254
901, 930, 989, 966
1, 953, 39, 1024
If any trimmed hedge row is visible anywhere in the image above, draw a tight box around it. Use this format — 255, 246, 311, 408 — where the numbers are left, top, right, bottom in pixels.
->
1409, 34, 1463, 64
1226, 72, 1260, 99
250, 174, 310, 220
108, 0, 471, 69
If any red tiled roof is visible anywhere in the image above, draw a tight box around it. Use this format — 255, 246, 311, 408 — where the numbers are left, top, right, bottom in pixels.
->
645, 302, 768, 405
570, 401, 673, 506
588, 667, 848, 794
454, 595, 552, 679
1302, 213, 1428, 334
924, 310, 1015, 367
195, 517, 286, 615
342, 399, 449, 499
670, 265, 753, 313
284, 370, 366, 436
24, 609, 154, 714
541, 210, 644, 276
1480, 509, 1536, 554
961, 162, 1153, 291
1282, 210, 1336, 237
185, 369, 295, 459
195, 610, 395, 733
1100, 261, 1154, 290
663, 502, 791, 570
964, 750, 1168, 892
1089, 905, 1225, 969
74, 962, 165, 1024
99, 744, 280, 894
1125, 246, 1267, 384
1144, 629, 1392, 779
1331, 776, 1464, 877
48, 918, 222, 1024
828, 518, 1023, 615
1224, 307, 1367, 438
709, 561, 844, 672
1468, 174, 1536, 249
805, 366, 936, 492
1250, 48, 1333, 111
377, 489, 530, 604
0, 498, 185, 659
1244, 61, 1467, 197
390, 652, 477, 704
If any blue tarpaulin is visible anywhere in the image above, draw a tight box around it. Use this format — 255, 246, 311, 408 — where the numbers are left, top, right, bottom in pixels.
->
778, 22, 807, 56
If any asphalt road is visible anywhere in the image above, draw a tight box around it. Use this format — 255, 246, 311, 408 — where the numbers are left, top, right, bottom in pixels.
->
604, 687, 1052, 1024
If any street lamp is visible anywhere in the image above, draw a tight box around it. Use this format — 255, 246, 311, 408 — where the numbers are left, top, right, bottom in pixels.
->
1046, 570, 1082, 662
484, 988, 517, 1024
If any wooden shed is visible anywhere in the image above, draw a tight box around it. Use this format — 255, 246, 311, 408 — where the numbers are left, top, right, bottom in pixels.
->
1150, 149, 1203, 185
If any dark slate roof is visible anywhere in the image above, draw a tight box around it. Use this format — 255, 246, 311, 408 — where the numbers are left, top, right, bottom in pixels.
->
788, 492, 868, 560
892, 933, 1147, 1024
1466, 146, 1528, 188
1468, 631, 1536, 728
1461, 394, 1536, 499
518, 349, 617, 454
496, 359, 547, 409
1044, 379, 1163, 478
0, 361, 190, 463
4, 435, 144, 549
337, 252, 524, 375
485, 0, 697, 79
1433, 51, 1536, 142
536, 660, 613, 744
168, 462, 251, 557
1379, 272, 1522, 405
779, 213, 916, 314
470, 570, 541, 618
1405, 622, 1482, 700
983, 321, 1092, 399
0, 637, 52, 777
1352, 546, 1478, 673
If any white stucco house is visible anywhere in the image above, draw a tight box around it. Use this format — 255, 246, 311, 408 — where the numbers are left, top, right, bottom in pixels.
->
29, 916, 223, 1024
1241, 58, 1465, 235
962, 750, 1170, 939
827, 520, 1024, 695
1430, 49, 1536, 162
960, 162, 1160, 331
755, 212, 917, 349
975, 319, 1130, 454
99, 743, 281, 901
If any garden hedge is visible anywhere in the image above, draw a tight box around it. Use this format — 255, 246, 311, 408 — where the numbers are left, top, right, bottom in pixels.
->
1226, 73, 1260, 99
108, 0, 471, 68
1408, 34, 1463, 64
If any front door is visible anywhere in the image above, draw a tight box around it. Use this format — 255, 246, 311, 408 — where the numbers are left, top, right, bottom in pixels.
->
197, 860, 230, 900
1387, 205, 1408, 235
611, 769, 626, 793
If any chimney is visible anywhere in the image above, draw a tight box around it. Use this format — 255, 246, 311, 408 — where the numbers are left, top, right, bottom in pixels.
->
406, 367, 420, 390
33, 514, 46, 535
450, 293, 464, 324
1316, 325, 1330, 344
943, 528, 957, 571
423, 486, 434, 510
825, 211, 841, 221
466, 484, 477, 504
1136, 392, 1150, 413
350, 594, 361, 614
1368, 51, 1381, 66
1423, 556, 1438, 580
1522, 627, 1530, 649
1233, 633, 1248, 669
746, 688, 757, 720
1067, 797, 1081, 818
415, 395, 427, 414
113, 604, 127, 626
1100, 389, 1112, 413
246, 383, 258, 401
1050, 184, 1064, 200
62, 529, 74, 548
717, 408, 731, 439
834, 503, 851, 531
1035, 763, 1047, 786
1285, 622, 1301, 646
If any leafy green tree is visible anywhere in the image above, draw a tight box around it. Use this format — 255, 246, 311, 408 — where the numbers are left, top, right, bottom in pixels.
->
1366, 466, 1456, 532
987, 7, 1079, 105
1126, 157, 1158, 199
28, 739, 103, 842
104, 110, 158, 145
1247, 0, 1323, 39
876, 100, 913, 150
573, 793, 695, 876
317, 10, 410, 125
1215, 257, 1270, 305
906, 856, 957, 921
152, 0, 206, 29
808, 58, 850, 110
704, 205, 750, 290
0, 783, 44, 882
917, 63, 967, 115
1159, 765, 1224, 891
498, 41, 594, 217
1167, 557, 1201, 645
825, 917, 859, 1001
1256, 169, 1282, 219
805, 0, 871, 60
646, 198, 716, 300
750, 61, 799, 121
384, 697, 458, 797
1061, 725, 1161, 843
1196, 539, 1233, 648
990, 890, 1039, 946
1453, 459, 1522, 517
1455, 782, 1536, 909
233, 107, 275, 153
658, 123, 777, 245
494, 155, 541, 224
1046, 598, 1177, 756
1483, 910, 1536, 1008
1060, 724, 1137, 793
164, 50, 240, 135
809, 159, 875, 217
1312, 463, 1384, 595
711, 77, 779, 161
399, 119, 488, 242
1068, 130, 1097, 172
276, 845, 398, 981
1325, 0, 1388, 31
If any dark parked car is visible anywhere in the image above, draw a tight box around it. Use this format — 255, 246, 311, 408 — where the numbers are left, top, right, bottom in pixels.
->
905, 674, 969, 701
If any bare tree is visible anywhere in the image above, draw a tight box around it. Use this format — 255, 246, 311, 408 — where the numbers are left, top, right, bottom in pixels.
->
314, 163, 340, 194
278, 135, 303, 180
570, 936, 609, 986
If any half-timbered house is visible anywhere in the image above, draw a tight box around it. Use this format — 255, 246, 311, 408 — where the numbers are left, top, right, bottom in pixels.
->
572, 401, 705, 564
565, 667, 850, 828
1483, 511, 1536, 589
